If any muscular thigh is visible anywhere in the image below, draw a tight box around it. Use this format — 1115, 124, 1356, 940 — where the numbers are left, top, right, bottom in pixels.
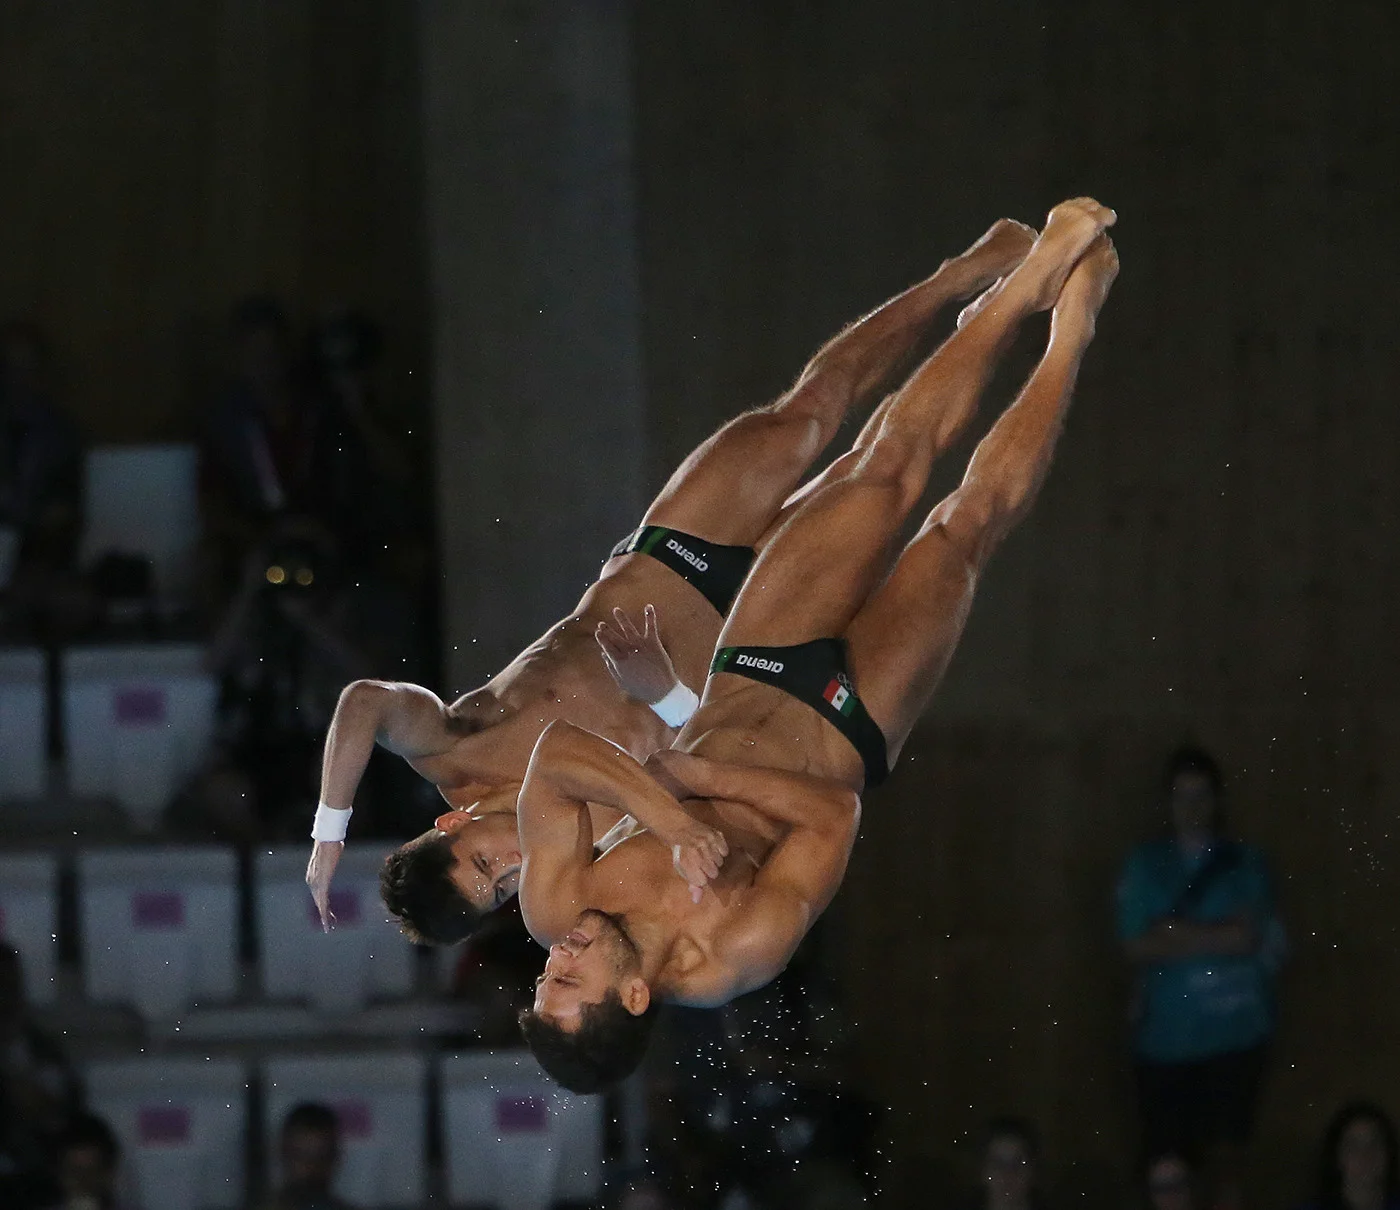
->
642, 406, 826, 546
843, 521, 979, 761
716, 473, 903, 651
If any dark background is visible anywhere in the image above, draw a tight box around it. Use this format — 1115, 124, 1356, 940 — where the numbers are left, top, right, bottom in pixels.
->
2, 1, 1398, 1205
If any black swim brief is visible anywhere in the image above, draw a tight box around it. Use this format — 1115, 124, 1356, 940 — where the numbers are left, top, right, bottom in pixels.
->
610, 524, 755, 617
710, 638, 890, 788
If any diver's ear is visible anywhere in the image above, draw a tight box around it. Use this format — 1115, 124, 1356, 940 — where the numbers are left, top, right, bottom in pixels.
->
434, 810, 471, 834
620, 976, 651, 1017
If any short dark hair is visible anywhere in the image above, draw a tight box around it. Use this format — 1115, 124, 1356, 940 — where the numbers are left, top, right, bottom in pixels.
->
1318, 1101, 1400, 1209
519, 991, 659, 1094
1162, 745, 1224, 797
379, 830, 483, 945
283, 1101, 339, 1138
60, 1113, 121, 1167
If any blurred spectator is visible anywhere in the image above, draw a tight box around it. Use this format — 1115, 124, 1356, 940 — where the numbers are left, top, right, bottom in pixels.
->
166, 501, 428, 841
1116, 746, 1285, 1208
201, 299, 423, 602
968, 1117, 1046, 1210
38, 1113, 122, 1210
306, 309, 425, 574
259, 1102, 355, 1210
0, 943, 79, 1199
0, 319, 83, 639
1142, 1152, 1197, 1210
1303, 1102, 1400, 1210
202, 297, 311, 528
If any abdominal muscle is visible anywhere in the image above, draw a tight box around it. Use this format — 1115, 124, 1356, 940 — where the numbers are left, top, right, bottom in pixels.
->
417, 618, 671, 795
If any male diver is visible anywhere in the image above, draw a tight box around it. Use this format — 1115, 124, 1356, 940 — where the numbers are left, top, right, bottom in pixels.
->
305, 219, 1040, 941
512, 201, 1119, 1092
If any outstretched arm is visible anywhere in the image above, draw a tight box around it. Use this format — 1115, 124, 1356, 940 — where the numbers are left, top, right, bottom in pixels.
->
305, 680, 460, 930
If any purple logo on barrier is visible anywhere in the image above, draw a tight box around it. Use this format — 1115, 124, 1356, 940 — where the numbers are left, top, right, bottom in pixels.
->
132, 891, 185, 929
138, 1105, 191, 1144
335, 1100, 373, 1138
113, 686, 167, 726
308, 889, 361, 928
496, 1095, 548, 1132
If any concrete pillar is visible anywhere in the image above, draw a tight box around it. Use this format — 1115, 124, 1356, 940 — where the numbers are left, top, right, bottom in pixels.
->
420, 0, 647, 691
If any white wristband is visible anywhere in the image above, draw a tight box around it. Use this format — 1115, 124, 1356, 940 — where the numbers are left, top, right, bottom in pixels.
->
311, 802, 352, 843
649, 681, 699, 728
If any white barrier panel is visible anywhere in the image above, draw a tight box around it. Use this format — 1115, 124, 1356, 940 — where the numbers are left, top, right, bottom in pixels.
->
0, 647, 46, 800
262, 1052, 428, 1207
440, 1050, 604, 1210
0, 853, 59, 1005
255, 844, 415, 1015
62, 645, 217, 829
78, 847, 238, 1021
86, 1056, 246, 1210
81, 444, 199, 599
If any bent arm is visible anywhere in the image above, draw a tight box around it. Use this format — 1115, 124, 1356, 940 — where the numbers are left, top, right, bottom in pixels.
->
527, 722, 711, 842
318, 679, 457, 811
694, 785, 861, 1004
517, 722, 655, 943
307, 680, 460, 930
648, 749, 857, 832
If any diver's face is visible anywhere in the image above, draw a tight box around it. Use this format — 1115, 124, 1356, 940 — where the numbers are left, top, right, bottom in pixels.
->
437, 808, 522, 911
530, 911, 646, 1033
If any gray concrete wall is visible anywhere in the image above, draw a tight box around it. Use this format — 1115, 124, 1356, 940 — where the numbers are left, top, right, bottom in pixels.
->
420, 0, 647, 691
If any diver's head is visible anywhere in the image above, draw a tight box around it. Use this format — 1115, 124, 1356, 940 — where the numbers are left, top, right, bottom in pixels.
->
379, 799, 522, 943
518, 909, 658, 1093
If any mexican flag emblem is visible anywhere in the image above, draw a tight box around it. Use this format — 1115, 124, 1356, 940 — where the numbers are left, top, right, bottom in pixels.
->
823, 677, 855, 716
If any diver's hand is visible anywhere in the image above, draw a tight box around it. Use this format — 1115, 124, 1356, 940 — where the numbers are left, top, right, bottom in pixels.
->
305, 840, 345, 933
596, 605, 682, 706
663, 819, 729, 904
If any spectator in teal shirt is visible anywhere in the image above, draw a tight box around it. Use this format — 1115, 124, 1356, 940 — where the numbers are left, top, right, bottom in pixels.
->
1116, 746, 1285, 1210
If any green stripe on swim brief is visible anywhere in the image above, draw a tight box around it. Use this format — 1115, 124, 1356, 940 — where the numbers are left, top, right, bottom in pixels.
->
638, 526, 670, 555
711, 647, 736, 673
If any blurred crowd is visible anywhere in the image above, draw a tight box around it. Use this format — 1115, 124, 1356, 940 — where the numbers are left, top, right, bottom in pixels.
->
1, 937, 358, 1210
0, 301, 436, 842
0, 313, 1387, 1209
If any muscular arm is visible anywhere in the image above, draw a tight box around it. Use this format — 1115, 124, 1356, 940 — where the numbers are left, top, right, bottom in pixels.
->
648, 749, 857, 833
516, 721, 703, 944
663, 754, 861, 1005
305, 679, 461, 930
318, 679, 459, 810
